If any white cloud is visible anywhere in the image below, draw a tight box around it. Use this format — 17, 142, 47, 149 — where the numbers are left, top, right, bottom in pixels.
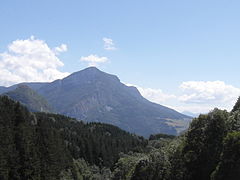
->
137, 87, 176, 103
179, 81, 240, 104
103, 37, 116, 50
0, 36, 69, 86
126, 81, 240, 114
80, 54, 108, 67
126, 83, 176, 104
54, 44, 67, 54
176, 81, 240, 113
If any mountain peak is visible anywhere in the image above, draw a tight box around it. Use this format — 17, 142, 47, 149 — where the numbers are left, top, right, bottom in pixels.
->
63, 67, 120, 84
83, 66, 101, 72
68, 67, 104, 78
77, 66, 103, 75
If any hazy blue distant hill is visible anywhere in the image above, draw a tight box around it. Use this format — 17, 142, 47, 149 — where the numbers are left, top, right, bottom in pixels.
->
3, 84, 53, 113
0, 86, 7, 94
0, 82, 49, 94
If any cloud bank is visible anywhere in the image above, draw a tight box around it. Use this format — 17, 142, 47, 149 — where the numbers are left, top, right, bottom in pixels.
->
0, 36, 69, 86
179, 81, 240, 104
127, 81, 240, 114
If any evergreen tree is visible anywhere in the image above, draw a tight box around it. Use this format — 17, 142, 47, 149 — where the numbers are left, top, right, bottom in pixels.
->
211, 132, 240, 180
232, 96, 240, 112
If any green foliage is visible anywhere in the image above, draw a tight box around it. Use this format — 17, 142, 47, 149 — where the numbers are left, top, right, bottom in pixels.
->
0, 96, 41, 180
181, 109, 228, 180
35, 112, 147, 168
113, 107, 239, 180
112, 137, 174, 180
232, 96, 240, 112
0, 96, 71, 180
1, 95, 240, 180
131, 149, 171, 180
227, 110, 240, 131
211, 132, 240, 180
149, 133, 175, 140
0, 96, 146, 180
167, 136, 186, 180
59, 158, 113, 180
112, 153, 146, 180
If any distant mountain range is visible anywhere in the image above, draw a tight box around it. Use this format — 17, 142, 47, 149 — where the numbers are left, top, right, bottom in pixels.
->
0, 67, 191, 137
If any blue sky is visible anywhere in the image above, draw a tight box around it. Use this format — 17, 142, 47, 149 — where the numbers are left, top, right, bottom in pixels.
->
1, 0, 240, 114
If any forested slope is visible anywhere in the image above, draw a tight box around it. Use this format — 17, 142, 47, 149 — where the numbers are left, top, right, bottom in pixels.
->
0, 96, 146, 180
1, 95, 240, 180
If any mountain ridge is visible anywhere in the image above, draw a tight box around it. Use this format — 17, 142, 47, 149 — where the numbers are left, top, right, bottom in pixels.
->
3, 84, 53, 113
0, 67, 191, 137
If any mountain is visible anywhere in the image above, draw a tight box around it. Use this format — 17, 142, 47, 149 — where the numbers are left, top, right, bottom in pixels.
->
3, 84, 53, 112
0, 86, 7, 94
0, 82, 49, 93
35, 67, 191, 137
0, 67, 191, 137
1, 95, 239, 180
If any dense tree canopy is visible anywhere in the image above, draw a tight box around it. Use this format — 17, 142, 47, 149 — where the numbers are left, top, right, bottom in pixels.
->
0, 96, 146, 180
1, 95, 240, 180
112, 106, 240, 180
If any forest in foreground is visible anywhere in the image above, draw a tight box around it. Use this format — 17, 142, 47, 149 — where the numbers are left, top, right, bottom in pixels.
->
0, 95, 240, 180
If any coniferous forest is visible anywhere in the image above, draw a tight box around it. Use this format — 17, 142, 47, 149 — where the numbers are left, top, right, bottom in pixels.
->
0, 95, 240, 180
